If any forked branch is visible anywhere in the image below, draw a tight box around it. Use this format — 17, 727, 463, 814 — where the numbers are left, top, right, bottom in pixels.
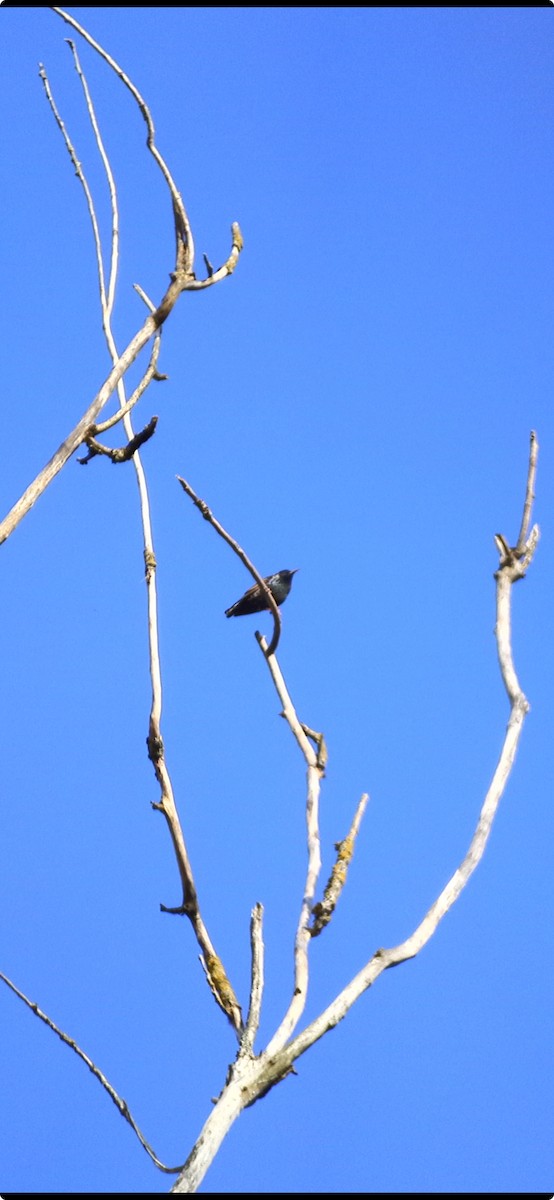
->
36, 18, 244, 1037
271, 431, 540, 1067
176, 475, 331, 1052
171, 432, 539, 1193
0, 11, 242, 548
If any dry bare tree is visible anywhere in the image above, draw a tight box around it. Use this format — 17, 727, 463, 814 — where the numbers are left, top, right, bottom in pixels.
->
0, 10, 540, 1194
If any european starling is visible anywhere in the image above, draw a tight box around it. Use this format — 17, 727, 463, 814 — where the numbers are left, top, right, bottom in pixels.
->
225, 569, 298, 618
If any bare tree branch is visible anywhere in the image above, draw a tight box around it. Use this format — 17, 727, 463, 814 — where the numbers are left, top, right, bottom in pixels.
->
0, 971, 183, 1174
241, 904, 265, 1055
278, 431, 540, 1065
38, 57, 108, 302
300, 723, 328, 774
53, 8, 244, 289
170, 432, 539, 1193
52, 5, 195, 266
515, 429, 538, 555
176, 473, 333, 1052
88, 332, 165, 437
256, 633, 325, 1055
0, 16, 242, 548
0, 302, 157, 547
310, 793, 370, 936
39, 28, 244, 1039
175, 473, 332, 1059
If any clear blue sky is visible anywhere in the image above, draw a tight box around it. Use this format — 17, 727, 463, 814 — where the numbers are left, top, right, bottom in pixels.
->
0, 6, 553, 1194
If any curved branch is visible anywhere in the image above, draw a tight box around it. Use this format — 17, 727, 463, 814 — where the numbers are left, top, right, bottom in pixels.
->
52, 5, 195, 267
0, 971, 184, 1174
52, 8, 244, 290
278, 431, 540, 1067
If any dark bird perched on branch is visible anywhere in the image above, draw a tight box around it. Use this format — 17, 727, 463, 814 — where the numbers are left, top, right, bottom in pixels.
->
225, 569, 299, 618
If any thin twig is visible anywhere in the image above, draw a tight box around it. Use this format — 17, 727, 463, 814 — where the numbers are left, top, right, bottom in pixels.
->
180, 223, 243, 292
65, 38, 119, 314
91, 334, 165, 435
0, 971, 184, 1174
133, 283, 157, 314
515, 429, 538, 555
300, 724, 328, 774
39, 60, 107, 301
176, 476, 283, 656
53, 8, 244, 290
53, 6, 194, 267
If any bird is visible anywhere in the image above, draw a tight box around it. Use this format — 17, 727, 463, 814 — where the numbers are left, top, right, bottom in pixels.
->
225, 569, 299, 618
